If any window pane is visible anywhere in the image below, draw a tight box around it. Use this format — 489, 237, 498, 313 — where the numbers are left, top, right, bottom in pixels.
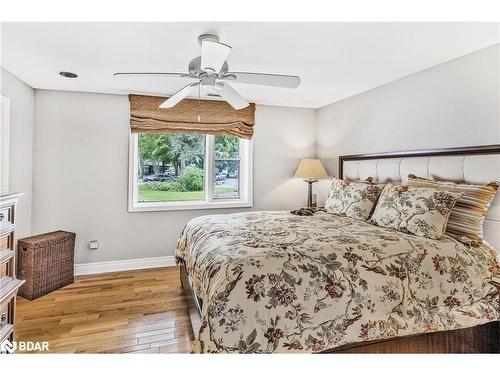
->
214, 160, 240, 199
137, 133, 206, 202
214, 135, 240, 199
215, 135, 239, 158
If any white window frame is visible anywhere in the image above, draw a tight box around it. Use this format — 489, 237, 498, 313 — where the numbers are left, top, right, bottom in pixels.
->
128, 133, 253, 212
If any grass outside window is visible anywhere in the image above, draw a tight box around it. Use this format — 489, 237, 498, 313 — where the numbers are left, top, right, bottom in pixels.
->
138, 183, 235, 202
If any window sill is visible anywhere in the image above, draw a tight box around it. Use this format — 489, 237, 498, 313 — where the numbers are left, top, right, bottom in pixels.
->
128, 199, 253, 212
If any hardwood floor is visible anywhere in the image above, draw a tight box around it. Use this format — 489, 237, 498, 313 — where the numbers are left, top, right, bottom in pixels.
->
15, 267, 194, 353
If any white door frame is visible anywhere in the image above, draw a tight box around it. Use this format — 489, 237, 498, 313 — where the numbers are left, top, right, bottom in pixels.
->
0, 95, 10, 193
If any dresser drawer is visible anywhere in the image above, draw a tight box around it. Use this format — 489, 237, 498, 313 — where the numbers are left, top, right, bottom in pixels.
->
0, 264, 6, 278
0, 232, 14, 278
0, 203, 14, 231
0, 302, 8, 329
0, 231, 14, 251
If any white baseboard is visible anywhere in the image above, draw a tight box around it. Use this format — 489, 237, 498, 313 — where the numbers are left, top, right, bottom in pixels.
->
74, 255, 177, 276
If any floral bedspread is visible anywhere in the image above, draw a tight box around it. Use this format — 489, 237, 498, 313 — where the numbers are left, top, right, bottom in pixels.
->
174, 211, 500, 353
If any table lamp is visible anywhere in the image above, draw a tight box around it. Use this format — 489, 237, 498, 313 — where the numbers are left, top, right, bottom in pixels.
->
294, 159, 329, 208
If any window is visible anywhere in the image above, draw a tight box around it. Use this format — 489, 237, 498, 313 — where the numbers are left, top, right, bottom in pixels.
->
129, 132, 252, 211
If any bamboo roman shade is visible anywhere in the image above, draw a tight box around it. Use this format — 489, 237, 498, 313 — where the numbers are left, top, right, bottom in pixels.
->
129, 94, 256, 139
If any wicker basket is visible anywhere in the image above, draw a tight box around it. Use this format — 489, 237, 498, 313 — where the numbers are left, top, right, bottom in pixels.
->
17, 231, 76, 300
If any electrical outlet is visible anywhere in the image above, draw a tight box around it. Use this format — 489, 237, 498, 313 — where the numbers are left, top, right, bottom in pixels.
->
89, 240, 99, 250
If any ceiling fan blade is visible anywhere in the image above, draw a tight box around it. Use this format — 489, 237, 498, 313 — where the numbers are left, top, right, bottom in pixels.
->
223, 72, 300, 88
201, 41, 232, 74
113, 72, 189, 78
215, 82, 249, 110
159, 82, 199, 109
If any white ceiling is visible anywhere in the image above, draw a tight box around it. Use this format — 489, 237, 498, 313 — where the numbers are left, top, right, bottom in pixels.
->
1, 22, 499, 108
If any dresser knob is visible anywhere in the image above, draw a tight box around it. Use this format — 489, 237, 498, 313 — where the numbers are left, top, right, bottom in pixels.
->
0, 313, 7, 327
0, 213, 4, 222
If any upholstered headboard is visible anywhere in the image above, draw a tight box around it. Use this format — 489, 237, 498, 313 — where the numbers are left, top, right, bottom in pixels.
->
339, 144, 500, 253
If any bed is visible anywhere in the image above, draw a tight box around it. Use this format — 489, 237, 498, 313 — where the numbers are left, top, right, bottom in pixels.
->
175, 144, 500, 353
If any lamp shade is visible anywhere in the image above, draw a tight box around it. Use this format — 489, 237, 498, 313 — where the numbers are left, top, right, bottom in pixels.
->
294, 159, 328, 179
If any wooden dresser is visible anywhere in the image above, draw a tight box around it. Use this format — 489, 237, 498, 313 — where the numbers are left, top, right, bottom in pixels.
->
0, 193, 25, 350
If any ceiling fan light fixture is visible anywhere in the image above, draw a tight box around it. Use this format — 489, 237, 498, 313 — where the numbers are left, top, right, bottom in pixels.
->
200, 40, 232, 74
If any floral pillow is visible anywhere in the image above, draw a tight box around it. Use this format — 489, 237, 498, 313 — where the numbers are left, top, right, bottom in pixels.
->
369, 184, 463, 239
325, 178, 385, 221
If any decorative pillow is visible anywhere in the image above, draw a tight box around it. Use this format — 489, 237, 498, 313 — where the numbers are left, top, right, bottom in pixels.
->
407, 174, 499, 244
325, 178, 385, 221
369, 184, 463, 239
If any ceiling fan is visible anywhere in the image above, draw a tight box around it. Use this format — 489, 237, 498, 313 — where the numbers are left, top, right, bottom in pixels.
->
113, 33, 301, 110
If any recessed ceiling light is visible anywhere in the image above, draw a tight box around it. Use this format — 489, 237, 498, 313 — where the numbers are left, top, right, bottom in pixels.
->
59, 71, 78, 78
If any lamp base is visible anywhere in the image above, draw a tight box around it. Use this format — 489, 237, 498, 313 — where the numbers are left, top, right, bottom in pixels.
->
304, 179, 317, 208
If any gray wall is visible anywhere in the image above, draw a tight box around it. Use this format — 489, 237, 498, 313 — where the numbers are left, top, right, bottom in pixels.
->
32, 90, 316, 263
4, 43, 500, 264
1, 68, 34, 238
315, 44, 500, 202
